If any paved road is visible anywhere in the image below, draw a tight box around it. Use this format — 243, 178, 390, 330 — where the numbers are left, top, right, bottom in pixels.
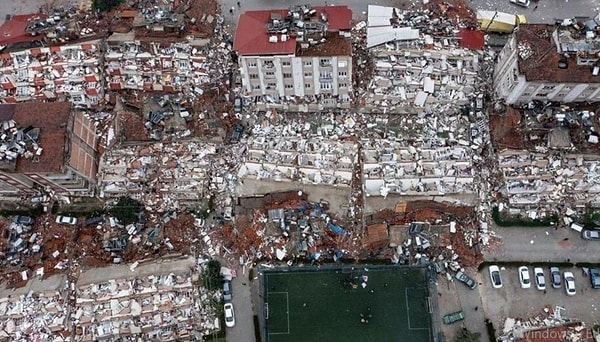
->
227, 266, 256, 342
455, 279, 489, 341
484, 224, 600, 263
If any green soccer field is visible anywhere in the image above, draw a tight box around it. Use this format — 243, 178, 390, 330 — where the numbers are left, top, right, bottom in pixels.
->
261, 265, 433, 342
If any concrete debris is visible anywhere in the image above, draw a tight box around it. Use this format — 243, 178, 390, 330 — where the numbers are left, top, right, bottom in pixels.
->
498, 307, 595, 342
0, 41, 104, 107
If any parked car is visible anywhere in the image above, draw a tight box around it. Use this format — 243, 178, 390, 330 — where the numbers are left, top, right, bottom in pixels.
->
590, 268, 600, 289
222, 280, 232, 302
534, 267, 546, 290
224, 303, 235, 327
12, 216, 34, 225
550, 267, 561, 289
563, 272, 576, 296
455, 271, 477, 290
442, 311, 465, 324
55, 215, 78, 225
510, 0, 530, 7
519, 266, 531, 289
233, 96, 243, 113
229, 123, 245, 144
489, 265, 503, 288
85, 216, 103, 227
582, 230, 600, 240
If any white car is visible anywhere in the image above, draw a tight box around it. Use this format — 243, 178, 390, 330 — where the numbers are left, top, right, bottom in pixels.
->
510, 0, 530, 8
489, 265, 503, 288
224, 303, 235, 327
534, 267, 546, 290
55, 215, 78, 225
519, 266, 531, 289
564, 272, 576, 296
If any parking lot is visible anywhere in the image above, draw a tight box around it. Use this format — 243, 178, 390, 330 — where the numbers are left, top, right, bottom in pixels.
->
480, 265, 600, 333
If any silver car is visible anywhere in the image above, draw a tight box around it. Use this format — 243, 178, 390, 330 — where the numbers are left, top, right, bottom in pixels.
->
582, 230, 600, 240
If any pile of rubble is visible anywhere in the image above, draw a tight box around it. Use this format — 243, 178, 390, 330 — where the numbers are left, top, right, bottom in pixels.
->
492, 104, 600, 216
0, 289, 69, 340
74, 270, 218, 341
238, 119, 357, 185
498, 306, 595, 342
0, 40, 104, 107
98, 141, 217, 210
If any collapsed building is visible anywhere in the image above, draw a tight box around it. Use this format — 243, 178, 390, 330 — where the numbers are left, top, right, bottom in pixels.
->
97, 141, 216, 210
233, 5, 354, 111
363, 5, 485, 114
494, 15, 600, 105
237, 120, 356, 186
0, 40, 104, 107
0, 102, 100, 202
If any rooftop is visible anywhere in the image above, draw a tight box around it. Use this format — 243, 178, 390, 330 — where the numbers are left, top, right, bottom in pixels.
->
233, 5, 352, 56
11, 102, 70, 173
0, 14, 47, 46
516, 24, 600, 83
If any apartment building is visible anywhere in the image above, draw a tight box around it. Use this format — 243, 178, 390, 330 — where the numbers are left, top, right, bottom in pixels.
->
494, 18, 600, 104
233, 5, 353, 110
0, 102, 99, 200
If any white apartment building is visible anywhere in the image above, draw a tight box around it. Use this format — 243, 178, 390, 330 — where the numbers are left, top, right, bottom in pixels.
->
494, 19, 600, 104
233, 5, 353, 109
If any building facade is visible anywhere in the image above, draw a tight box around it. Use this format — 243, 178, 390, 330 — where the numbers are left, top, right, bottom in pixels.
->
494, 21, 600, 104
233, 5, 353, 110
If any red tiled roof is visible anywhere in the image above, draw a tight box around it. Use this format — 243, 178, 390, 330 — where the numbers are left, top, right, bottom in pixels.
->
3, 97, 17, 104
30, 48, 42, 55
109, 83, 122, 90
81, 44, 94, 51
0, 14, 47, 46
1, 81, 16, 90
233, 5, 352, 56
85, 88, 99, 96
458, 28, 484, 50
50, 46, 62, 52
84, 75, 98, 82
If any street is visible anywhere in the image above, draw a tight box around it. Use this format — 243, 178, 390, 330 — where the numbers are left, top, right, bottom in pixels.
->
226, 268, 256, 342
484, 224, 600, 263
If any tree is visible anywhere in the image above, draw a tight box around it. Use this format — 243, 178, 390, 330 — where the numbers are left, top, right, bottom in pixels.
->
109, 196, 142, 225
202, 260, 223, 291
92, 0, 124, 12
455, 328, 481, 342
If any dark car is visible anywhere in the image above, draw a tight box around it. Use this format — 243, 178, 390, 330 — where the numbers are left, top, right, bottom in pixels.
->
590, 268, 600, 289
443, 311, 464, 324
229, 124, 245, 144
550, 267, 561, 289
12, 216, 35, 225
223, 280, 232, 301
233, 96, 243, 113
455, 271, 477, 290
85, 216, 104, 227
582, 230, 600, 240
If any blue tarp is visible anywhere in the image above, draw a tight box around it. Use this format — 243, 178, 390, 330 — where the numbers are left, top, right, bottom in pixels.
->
328, 222, 347, 235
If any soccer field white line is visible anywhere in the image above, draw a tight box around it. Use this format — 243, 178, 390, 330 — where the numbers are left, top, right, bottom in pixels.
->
267, 291, 290, 335
405, 287, 430, 331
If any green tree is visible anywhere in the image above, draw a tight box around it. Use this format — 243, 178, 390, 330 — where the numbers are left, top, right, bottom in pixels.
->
92, 0, 124, 12
202, 260, 223, 291
455, 328, 481, 342
109, 196, 142, 225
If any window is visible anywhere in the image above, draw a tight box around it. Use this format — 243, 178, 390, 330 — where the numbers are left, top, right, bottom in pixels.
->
305, 83, 311, 88
319, 71, 332, 78
522, 92, 531, 96
263, 60, 274, 68
339, 83, 347, 88
338, 60, 347, 68
247, 61, 257, 68
266, 82, 276, 89
338, 71, 347, 77
563, 85, 573, 90
304, 72, 312, 78
265, 71, 274, 77
304, 61, 312, 67
282, 61, 291, 67
285, 84, 293, 89
249, 74, 258, 79
542, 85, 555, 90
253, 84, 260, 90
320, 82, 332, 90
283, 73, 292, 78
320, 58, 331, 67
